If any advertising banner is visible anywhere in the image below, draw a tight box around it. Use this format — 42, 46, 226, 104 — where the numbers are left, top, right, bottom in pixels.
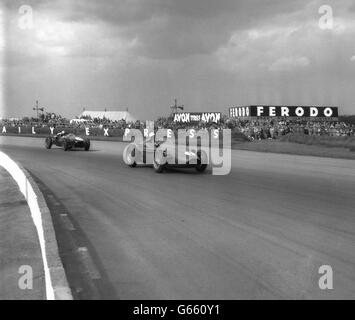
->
173, 112, 221, 124
229, 106, 338, 119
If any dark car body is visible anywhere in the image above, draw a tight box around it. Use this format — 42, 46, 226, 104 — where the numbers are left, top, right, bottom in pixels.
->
45, 133, 90, 151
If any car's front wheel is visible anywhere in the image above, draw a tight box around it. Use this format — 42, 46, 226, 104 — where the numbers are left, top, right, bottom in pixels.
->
45, 137, 52, 149
63, 141, 70, 151
153, 151, 166, 173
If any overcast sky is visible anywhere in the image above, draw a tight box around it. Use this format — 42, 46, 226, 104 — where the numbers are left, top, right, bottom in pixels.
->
1, 0, 355, 119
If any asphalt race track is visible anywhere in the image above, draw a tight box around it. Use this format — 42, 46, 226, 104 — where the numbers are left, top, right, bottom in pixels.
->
1, 136, 355, 299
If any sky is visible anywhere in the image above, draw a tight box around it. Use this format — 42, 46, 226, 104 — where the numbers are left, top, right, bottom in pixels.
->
1, 0, 355, 119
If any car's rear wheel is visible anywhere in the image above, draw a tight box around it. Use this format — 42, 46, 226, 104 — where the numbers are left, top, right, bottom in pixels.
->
84, 140, 90, 151
195, 163, 207, 172
153, 160, 165, 173
123, 144, 137, 167
129, 148, 137, 167
45, 137, 52, 149
153, 151, 166, 173
196, 150, 208, 173
63, 141, 69, 151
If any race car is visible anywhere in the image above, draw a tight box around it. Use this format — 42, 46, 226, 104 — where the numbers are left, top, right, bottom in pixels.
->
123, 136, 208, 173
45, 131, 90, 151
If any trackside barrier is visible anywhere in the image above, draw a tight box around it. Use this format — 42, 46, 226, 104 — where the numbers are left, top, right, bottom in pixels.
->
0, 125, 126, 137
0, 151, 73, 300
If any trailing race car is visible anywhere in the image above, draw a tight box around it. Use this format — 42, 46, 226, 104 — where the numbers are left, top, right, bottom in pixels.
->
123, 136, 208, 173
45, 131, 90, 151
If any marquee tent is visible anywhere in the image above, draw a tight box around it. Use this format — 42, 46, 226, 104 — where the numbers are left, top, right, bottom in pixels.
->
79, 110, 137, 122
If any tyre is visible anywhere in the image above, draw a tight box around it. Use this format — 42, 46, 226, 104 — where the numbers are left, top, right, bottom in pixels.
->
63, 140, 69, 151
153, 159, 165, 173
45, 137, 52, 149
153, 151, 166, 173
196, 150, 208, 173
84, 140, 90, 151
195, 163, 207, 173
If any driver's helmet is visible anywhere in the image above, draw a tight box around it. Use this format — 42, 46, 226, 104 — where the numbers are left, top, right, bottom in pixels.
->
57, 130, 65, 137
146, 131, 155, 143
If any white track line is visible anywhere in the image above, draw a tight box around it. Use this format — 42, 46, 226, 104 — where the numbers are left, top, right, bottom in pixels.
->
60, 214, 76, 231
77, 247, 101, 280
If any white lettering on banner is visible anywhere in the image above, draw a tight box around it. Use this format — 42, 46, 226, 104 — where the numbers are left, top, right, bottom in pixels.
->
295, 107, 304, 117
213, 129, 219, 139
124, 128, 130, 137
230, 105, 337, 118
202, 113, 220, 123
189, 129, 196, 138
85, 127, 90, 136
32, 127, 36, 134
257, 106, 264, 116
2, 126, 6, 133
324, 107, 333, 117
104, 128, 109, 137
18, 127, 21, 134
310, 107, 318, 117
190, 114, 200, 122
50, 127, 54, 135
167, 129, 173, 138
281, 107, 289, 117
174, 113, 190, 123
174, 112, 220, 123
202, 113, 209, 123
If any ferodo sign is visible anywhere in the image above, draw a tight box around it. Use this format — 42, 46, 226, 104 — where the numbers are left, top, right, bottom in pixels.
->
173, 112, 221, 124
229, 106, 338, 119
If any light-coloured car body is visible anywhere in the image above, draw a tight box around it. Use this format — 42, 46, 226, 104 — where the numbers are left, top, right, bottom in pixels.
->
123, 139, 208, 173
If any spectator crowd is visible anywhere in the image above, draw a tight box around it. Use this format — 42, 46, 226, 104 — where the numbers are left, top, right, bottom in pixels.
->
226, 119, 355, 141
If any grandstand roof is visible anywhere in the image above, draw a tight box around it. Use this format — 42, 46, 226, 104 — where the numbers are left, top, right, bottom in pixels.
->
79, 110, 137, 122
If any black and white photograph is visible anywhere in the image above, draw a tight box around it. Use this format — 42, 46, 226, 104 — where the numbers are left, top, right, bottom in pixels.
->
0, 0, 355, 308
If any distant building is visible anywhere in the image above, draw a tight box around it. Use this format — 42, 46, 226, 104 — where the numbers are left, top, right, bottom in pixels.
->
79, 110, 137, 122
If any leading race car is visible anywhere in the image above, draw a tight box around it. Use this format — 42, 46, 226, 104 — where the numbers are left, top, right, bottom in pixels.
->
123, 135, 208, 173
45, 131, 90, 151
